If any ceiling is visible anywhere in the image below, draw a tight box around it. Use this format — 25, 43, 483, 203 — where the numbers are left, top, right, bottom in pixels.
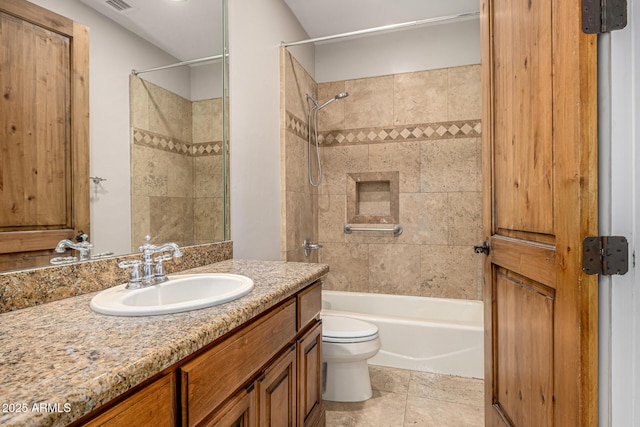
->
283, 0, 480, 39
81, 0, 479, 61
80, 0, 223, 61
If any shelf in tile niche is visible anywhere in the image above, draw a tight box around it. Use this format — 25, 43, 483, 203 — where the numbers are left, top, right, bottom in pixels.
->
347, 171, 399, 224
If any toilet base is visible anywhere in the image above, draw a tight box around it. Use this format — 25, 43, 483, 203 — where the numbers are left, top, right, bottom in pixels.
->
322, 360, 372, 402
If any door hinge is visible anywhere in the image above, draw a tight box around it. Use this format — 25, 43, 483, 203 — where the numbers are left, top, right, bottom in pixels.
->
582, 236, 629, 275
582, 0, 627, 33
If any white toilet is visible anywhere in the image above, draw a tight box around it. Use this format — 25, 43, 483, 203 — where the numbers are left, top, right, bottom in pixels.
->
322, 314, 381, 402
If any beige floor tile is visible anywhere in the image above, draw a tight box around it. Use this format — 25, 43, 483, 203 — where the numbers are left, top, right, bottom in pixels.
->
325, 390, 407, 427
408, 371, 484, 407
324, 366, 485, 427
370, 365, 412, 394
403, 395, 483, 427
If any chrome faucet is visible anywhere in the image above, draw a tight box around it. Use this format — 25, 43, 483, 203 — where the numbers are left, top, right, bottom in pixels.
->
120, 236, 182, 289
54, 233, 93, 261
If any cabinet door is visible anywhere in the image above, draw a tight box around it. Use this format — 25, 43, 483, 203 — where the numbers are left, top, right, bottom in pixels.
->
203, 385, 256, 427
297, 321, 323, 427
258, 345, 297, 426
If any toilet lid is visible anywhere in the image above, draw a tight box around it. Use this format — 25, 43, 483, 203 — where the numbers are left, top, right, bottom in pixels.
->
322, 315, 378, 343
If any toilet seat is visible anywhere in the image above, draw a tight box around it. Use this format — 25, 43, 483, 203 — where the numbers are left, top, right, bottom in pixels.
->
322, 315, 378, 343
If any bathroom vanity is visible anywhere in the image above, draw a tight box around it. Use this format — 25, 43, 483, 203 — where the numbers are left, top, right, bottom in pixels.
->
0, 259, 328, 427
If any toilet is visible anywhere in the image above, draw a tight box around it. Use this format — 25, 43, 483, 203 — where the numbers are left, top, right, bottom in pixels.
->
322, 314, 381, 402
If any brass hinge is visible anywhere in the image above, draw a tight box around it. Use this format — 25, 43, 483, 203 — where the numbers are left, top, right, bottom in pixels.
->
582, 236, 629, 275
582, 0, 627, 33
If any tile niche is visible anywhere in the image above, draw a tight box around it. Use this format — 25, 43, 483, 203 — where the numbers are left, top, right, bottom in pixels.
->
347, 171, 399, 225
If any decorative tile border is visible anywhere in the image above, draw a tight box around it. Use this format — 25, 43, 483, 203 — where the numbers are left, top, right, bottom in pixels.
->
320, 120, 482, 146
192, 141, 224, 156
133, 128, 223, 157
285, 111, 481, 146
285, 112, 309, 141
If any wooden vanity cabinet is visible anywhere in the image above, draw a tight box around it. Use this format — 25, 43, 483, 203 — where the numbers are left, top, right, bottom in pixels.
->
79, 280, 324, 427
181, 301, 297, 427
185, 280, 324, 427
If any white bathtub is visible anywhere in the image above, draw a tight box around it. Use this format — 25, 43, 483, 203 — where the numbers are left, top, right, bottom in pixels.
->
322, 290, 484, 379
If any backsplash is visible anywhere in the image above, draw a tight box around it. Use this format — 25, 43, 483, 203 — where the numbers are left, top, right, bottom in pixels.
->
0, 241, 233, 314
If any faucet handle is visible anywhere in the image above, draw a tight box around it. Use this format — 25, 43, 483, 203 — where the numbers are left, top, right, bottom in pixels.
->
118, 260, 143, 289
78, 243, 93, 261
153, 254, 174, 284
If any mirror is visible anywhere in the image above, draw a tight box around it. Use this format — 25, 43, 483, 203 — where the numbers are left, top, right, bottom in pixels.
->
3, 0, 228, 272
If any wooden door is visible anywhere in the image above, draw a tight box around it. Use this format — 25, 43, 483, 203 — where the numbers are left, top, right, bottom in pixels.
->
0, 0, 89, 271
481, 0, 598, 425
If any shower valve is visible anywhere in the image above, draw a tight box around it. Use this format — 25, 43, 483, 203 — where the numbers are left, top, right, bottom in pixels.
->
303, 239, 323, 257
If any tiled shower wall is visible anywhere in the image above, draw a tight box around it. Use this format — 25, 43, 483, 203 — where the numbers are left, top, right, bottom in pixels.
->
315, 66, 483, 300
282, 52, 483, 300
130, 76, 224, 251
280, 50, 319, 262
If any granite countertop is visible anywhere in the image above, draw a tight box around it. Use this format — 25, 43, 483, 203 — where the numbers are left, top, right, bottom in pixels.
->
0, 259, 328, 427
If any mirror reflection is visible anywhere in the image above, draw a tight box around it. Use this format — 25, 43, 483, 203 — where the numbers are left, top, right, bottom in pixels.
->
0, 0, 228, 273
129, 73, 225, 247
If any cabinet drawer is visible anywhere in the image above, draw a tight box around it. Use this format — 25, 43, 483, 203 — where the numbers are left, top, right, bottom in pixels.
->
83, 373, 175, 427
181, 300, 296, 427
297, 281, 322, 330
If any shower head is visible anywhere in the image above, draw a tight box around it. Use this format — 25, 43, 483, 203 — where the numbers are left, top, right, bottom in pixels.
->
317, 92, 349, 110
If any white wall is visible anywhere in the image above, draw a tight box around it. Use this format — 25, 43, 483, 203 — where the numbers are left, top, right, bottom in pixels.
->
191, 63, 224, 100
607, 0, 640, 424
228, 0, 312, 260
29, 0, 191, 256
315, 18, 480, 83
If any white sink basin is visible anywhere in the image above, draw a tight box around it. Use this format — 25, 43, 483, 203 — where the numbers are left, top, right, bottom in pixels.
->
90, 273, 254, 316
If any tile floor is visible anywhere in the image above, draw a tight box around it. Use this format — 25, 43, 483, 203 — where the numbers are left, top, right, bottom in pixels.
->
324, 365, 484, 427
